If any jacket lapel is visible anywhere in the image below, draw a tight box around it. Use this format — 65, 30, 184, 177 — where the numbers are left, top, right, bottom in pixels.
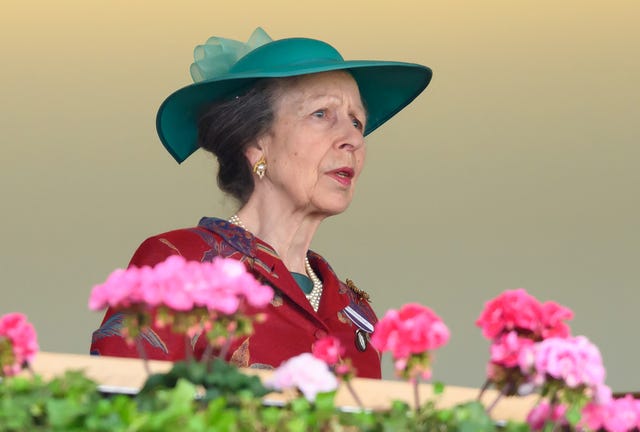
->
197, 217, 329, 327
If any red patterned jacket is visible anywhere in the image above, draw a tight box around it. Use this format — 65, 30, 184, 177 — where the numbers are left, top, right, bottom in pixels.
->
90, 217, 381, 379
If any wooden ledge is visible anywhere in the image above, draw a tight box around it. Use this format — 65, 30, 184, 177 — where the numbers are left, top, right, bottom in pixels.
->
31, 352, 535, 421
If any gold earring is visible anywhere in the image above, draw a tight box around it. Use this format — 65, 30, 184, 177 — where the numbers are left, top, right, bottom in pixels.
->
253, 156, 266, 180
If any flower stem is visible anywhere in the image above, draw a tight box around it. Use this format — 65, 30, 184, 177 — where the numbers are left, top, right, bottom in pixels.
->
135, 337, 151, 376
218, 330, 235, 361
184, 334, 194, 363
345, 379, 364, 409
477, 378, 491, 401
486, 382, 511, 415
202, 343, 214, 371
413, 376, 421, 412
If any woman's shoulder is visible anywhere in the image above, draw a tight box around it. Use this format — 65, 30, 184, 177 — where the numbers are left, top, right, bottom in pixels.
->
129, 218, 232, 268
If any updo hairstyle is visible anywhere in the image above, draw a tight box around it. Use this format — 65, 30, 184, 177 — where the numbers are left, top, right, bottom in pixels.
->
197, 78, 284, 205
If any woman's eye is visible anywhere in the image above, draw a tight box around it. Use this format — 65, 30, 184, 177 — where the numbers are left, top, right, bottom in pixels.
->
352, 117, 364, 132
312, 109, 326, 118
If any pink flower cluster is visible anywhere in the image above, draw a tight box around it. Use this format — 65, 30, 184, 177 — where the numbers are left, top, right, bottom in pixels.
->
89, 255, 274, 315
476, 288, 573, 341
371, 303, 450, 378
266, 353, 338, 401
582, 394, 640, 432
519, 336, 606, 392
526, 395, 640, 432
0, 313, 39, 376
476, 289, 574, 384
477, 290, 628, 430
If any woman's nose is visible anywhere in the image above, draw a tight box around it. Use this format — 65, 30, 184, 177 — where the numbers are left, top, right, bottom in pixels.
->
336, 117, 365, 151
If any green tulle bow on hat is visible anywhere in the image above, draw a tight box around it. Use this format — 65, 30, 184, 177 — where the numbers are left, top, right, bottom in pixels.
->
157, 27, 432, 163
190, 28, 273, 83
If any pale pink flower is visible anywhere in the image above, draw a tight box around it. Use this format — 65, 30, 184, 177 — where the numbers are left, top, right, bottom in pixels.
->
0, 313, 39, 376
582, 395, 640, 432
605, 395, 640, 432
371, 303, 450, 360
490, 331, 535, 368
476, 288, 542, 339
266, 353, 338, 401
312, 336, 345, 366
520, 336, 606, 390
594, 383, 613, 405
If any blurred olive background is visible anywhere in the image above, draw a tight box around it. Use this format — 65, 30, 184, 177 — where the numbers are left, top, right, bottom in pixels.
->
1, 1, 638, 391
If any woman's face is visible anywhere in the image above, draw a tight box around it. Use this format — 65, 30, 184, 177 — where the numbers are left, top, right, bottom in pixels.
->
256, 71, 367, 218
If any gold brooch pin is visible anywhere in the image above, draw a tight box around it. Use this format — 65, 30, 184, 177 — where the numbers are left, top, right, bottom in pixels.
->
346, 279, 370, 302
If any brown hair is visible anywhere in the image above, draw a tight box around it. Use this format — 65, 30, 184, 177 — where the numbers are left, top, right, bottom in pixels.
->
197, 79, 283, 204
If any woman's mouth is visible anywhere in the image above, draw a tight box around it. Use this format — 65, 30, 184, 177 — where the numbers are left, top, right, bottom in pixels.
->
328, 167, 354, 186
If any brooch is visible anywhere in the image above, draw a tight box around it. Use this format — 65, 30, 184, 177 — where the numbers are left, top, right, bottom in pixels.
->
355, 329, 369, 352
346, 279, 370, 302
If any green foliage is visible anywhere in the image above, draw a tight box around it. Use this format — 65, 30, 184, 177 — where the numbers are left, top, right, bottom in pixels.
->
0, 365, 533, 431
139, 357, 269, 404
0, 370, 130, 431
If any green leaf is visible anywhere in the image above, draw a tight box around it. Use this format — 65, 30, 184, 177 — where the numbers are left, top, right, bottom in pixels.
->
432, 381, 445, 395
285, 416, 308, 432
566, 404, 582, 426
46, 398, 86, 427
290, 397, 311, 414
450, 401, 496, 432
259, 406, 283, 427
314, 391, 336, 413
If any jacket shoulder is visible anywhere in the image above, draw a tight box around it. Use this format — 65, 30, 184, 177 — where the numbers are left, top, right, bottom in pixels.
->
129, 226, 222, 267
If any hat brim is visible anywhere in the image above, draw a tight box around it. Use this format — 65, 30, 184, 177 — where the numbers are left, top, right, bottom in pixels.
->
157, 60, 432, 163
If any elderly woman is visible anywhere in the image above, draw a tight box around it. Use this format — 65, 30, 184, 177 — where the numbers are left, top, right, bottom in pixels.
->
90, 28, 431, 379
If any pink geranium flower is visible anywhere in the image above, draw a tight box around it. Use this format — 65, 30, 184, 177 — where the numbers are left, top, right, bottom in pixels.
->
520, 336, 606, 390
266, 353, 338, 401
582, 394, 640, 432
372, 303, 450, 359
0, 313, 39, 376
476, 288, 543, 339
490, 331, 535, 368
371, 303, 449, 379
312, 336, 345, 366
539, 301, 573, 339
89, 255, 274, 315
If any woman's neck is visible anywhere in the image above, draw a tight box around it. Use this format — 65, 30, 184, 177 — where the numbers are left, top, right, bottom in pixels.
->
234, 197, 324, 274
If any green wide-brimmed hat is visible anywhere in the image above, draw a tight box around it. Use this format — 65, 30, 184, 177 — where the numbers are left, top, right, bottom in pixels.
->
157, 28, 432, 163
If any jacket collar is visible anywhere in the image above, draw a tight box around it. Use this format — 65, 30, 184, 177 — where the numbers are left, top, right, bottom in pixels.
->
198, 217, 259, 257
197, 216, 354, 322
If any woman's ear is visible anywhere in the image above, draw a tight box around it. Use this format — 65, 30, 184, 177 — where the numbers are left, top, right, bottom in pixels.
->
245, 135, 269, 166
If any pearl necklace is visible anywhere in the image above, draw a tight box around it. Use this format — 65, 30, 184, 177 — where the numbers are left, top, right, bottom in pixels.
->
304, 256, 323, 312
228, 214, 323, 311
228, 214, 244, 229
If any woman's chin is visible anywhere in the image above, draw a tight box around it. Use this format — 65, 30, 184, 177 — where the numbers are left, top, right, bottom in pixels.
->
311, 201, 353, 218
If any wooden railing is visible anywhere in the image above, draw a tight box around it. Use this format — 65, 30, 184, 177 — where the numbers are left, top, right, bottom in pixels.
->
32, 352, 536, 421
